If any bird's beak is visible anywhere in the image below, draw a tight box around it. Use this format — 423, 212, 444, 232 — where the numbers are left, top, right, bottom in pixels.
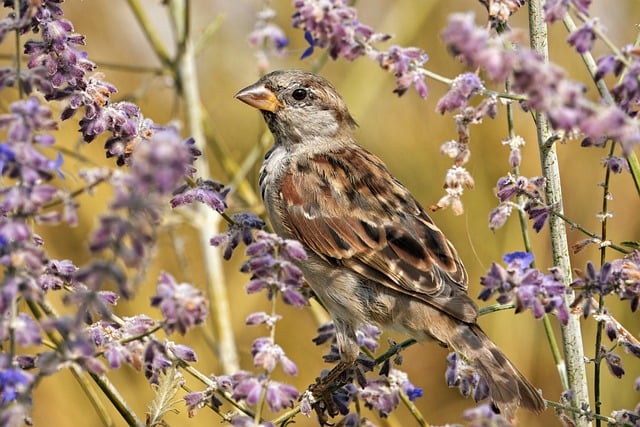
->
235, 82, 283, 112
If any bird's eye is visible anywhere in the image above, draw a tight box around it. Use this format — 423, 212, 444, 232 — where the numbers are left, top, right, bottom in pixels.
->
292, 88, 308, 101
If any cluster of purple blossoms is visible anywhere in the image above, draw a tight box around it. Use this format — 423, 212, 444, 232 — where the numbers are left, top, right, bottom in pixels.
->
543, 0, 592, 23
371, 46, 429, 98
571, 251, 640, 316
461, 403, 513, 427
433, 73, 497, 215
489, 174, 550, 232
307, 322, 422, 422
241, 231, 308, 307
84, 128, 200, 298
185, 371, 299, 419
445, 352, 490, 404
567, 19, 598, 54
479, 252, 570, 325
441, 12, 640, 154
291, 0, 431, 98
359, 368, 423, 417
248, 6, 289, 73
210, 211, 265, 260
0, 2, 212, 423
150, 272, 208, 335
85, 314, 198, 385
251, 337, 298, 376
436, 73, 485, 114
0, 353, 35, 426
596, 47, 640, 116
171, 178, 229, 214
292, 0, 390, 61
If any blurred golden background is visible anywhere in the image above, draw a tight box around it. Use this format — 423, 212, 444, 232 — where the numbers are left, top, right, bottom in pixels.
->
6, 0, 639, 426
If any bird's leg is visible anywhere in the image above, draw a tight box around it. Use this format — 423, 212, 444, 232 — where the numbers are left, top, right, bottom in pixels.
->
308, 360, 354, 419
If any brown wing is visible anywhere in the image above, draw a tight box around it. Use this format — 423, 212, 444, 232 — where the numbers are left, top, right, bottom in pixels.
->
279, 146, 477, 323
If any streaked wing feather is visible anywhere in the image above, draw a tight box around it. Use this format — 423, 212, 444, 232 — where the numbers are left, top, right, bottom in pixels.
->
280, 147, 476, 323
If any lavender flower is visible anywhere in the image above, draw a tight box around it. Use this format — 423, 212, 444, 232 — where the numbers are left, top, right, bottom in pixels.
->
502, 135, 526, 168
210, 212, 265, 260
242, 231, 308, 307
490, 174, 551, 232
372, 45, 429, 98
0, 313, 41, 347
38, 316, 105, 376
184, 387, 222, 417
479, 252, 569, 324
312, 322, 381, 356
231, 416, 275, 427
567, 19, 598, 53
23, 8, 95, 96
612, 408, 640, 427
0, 97, 60, 184
600, 345, 625, 378
356, 324, 382, 353
171, 178, 229, 213
445, 352, 490, 403
251, 337, 298, 376
150, 272, 208, 335
143, 339, 171, 384
436, 73, 484, 114
86, 316, 156, 369
572, 252, 640, 315
230, 372, 299, 412
441, 13, 513, 82
292, 0, 390, 61
543, 0, 571, 23
0, 368, 34, 404
248, 7, 289, 73
443, 12, 640, 153
462, 403, 513, 426
359, 368, 422, 417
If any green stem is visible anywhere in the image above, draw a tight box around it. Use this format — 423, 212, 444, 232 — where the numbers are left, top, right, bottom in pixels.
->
593, 138, 615, 426
69, 366, 115, 427
562, 14, 640, 197
170, 0, 240, 373
26, 300, 123, 426
528, 2, 590, 425
398, 390, 428, 427
546, 399, 616, 424
125, 0, 173, 68
89, 373, 144, 427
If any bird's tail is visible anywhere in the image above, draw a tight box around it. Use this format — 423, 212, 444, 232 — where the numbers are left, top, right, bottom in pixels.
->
451, 324, 546, 419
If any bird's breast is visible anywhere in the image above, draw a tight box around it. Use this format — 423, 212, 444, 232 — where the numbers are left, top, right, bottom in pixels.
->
259, 146, 295, 237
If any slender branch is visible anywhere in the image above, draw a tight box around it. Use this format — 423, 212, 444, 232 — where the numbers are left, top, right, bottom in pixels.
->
170, 0, 240, 374
89, 372, 144, 427
562, 13, 640, 196
528, 2, 591, 426
398, 391, 429, 427
26, 300, 133, 426
125, 0, 173, 67
69, 366, 115, 427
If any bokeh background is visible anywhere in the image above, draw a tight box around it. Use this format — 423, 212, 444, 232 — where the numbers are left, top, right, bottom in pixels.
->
5, 0, 639, 425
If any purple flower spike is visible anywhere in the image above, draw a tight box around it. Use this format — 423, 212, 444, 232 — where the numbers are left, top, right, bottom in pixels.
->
150, 272, 208, 335
241, 231, 308, 308
480, 252, 569, 324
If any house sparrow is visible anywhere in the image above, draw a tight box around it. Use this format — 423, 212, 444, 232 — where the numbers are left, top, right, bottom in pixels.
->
235, 69, 545, 418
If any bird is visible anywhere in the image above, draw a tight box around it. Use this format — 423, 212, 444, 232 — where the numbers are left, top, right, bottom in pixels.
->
235, 69, 545, 419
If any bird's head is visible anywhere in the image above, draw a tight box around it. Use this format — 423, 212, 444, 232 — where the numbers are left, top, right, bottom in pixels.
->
235, 69, 357, 147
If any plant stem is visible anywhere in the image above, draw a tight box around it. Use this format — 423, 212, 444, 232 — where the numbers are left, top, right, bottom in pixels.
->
125, 0, 173, 67
562, 14, 640, 196
528, 2, 590, 425
170, 1, 240, 374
